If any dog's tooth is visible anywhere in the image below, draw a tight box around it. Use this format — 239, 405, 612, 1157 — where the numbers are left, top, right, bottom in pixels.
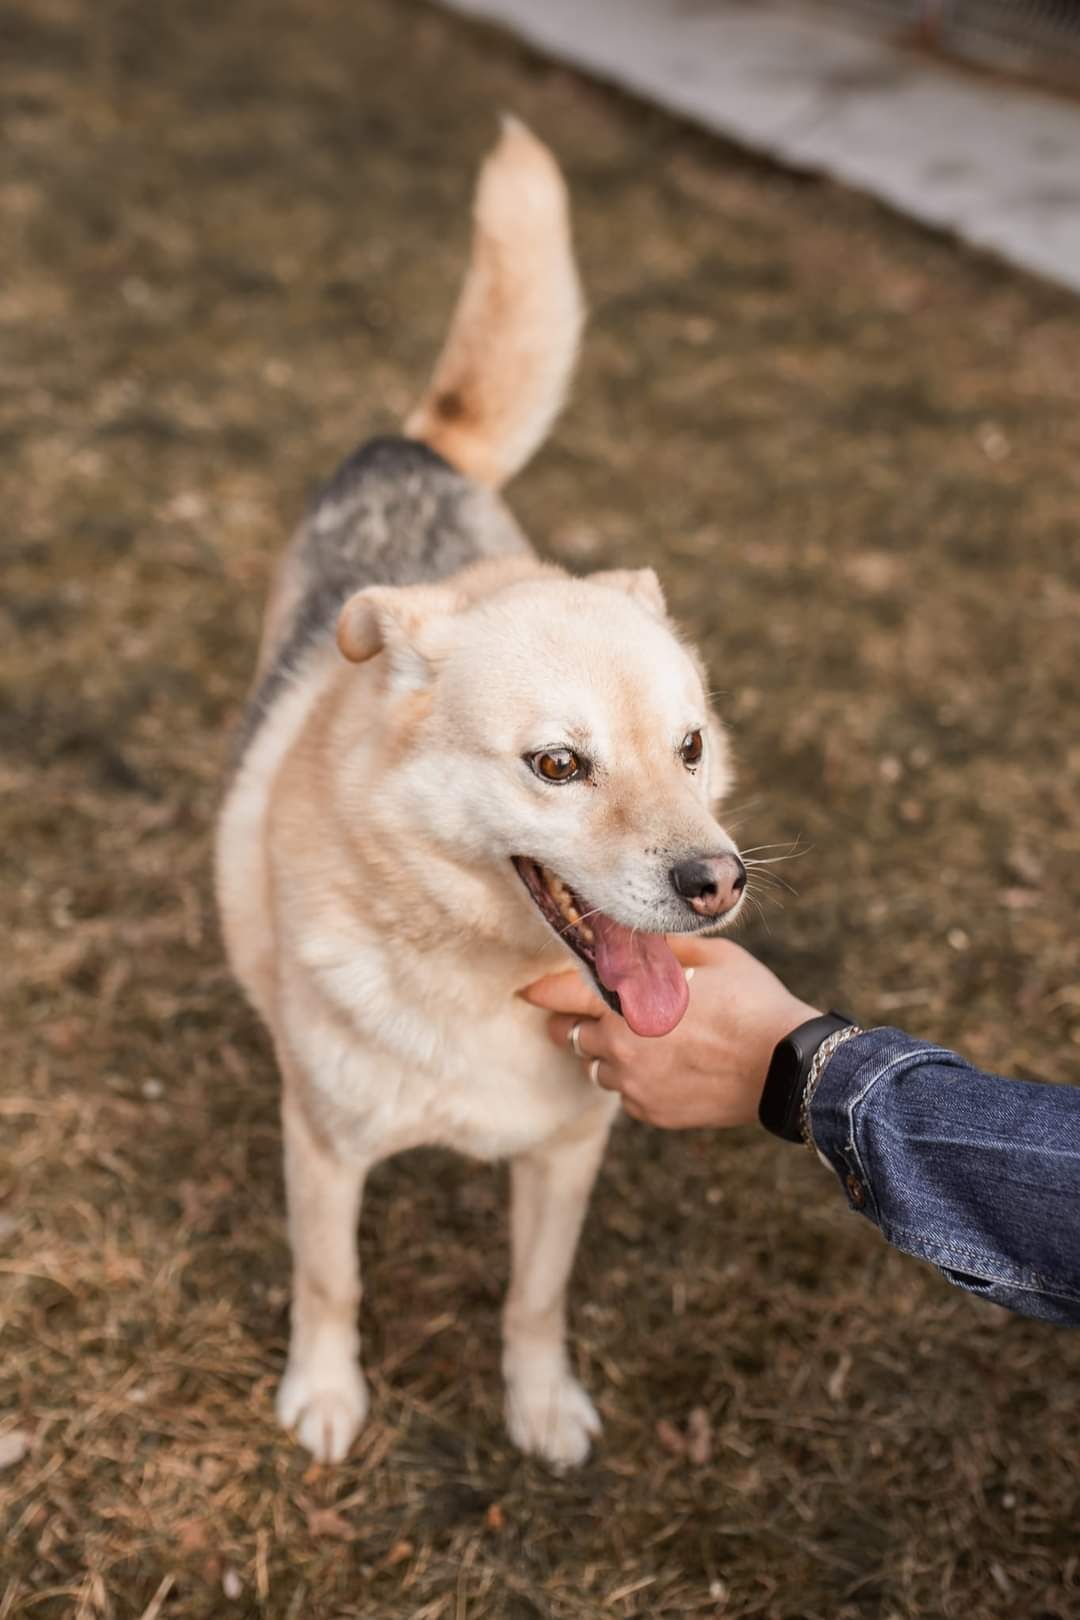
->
579, 923, 594, 943
542, 871, 587, 930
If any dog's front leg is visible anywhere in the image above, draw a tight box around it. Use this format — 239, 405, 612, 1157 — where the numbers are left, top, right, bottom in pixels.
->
275, 1079, 370, 1464
502, 1102, 615, 1470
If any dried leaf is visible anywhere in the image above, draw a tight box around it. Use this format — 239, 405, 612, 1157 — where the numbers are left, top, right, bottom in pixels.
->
827, 1351, 853, 1403
0, 1429, 31, 1470
305, 1506, 353, 1541
686, 1407, 712, 1467
655, 1418, 686, 1457
175, 1517, 209, 1554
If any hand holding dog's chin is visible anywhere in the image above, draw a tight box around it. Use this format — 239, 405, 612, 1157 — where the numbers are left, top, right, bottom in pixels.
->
521, 939, 819, 1131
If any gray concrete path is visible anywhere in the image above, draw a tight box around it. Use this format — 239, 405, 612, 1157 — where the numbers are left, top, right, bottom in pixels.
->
439, 0, 1080, 294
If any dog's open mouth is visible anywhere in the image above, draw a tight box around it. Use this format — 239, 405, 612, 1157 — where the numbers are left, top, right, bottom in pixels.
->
513, 857, 690, 1038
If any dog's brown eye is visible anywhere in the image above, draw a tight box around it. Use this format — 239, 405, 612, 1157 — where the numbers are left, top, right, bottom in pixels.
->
680, 730, 704, 768
529, 749, 583, 783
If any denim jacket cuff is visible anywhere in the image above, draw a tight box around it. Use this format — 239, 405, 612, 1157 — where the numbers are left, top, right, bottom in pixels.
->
806, 1027, 952, 1222
805, 1028, 1080, 1324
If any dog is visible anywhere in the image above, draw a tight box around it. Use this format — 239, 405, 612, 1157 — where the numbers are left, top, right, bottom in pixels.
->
215, 117, 746, 1469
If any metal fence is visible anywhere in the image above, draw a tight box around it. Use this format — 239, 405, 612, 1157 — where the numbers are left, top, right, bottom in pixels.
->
830, 0, 1080, 82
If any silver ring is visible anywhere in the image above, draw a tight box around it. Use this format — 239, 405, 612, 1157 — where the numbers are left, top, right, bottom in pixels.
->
568, 1021, 586, 1059
588, 1057, 601, 1088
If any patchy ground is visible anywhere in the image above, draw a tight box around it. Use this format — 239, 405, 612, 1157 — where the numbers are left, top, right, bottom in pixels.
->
3, 1, 1080, 1616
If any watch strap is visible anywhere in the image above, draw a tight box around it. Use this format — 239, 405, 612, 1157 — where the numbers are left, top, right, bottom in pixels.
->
758, 1010, 856, 1143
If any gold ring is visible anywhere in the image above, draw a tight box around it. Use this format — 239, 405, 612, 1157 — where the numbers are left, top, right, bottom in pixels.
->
588, 1057, 601, 1087
568, 1021, 586, 1059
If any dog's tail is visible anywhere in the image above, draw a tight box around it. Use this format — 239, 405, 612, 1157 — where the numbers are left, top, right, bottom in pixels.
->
404, 117, 583, 490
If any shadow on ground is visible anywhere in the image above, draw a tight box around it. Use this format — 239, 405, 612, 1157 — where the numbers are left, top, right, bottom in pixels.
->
2, 1, 1080, 1615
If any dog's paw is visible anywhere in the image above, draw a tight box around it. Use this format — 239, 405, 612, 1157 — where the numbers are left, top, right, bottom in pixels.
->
276, 1361, 368, 1464
505, 1370, 601, 1471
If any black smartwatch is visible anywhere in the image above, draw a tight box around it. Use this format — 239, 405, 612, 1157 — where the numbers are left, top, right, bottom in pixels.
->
758, 1011, 855, 1143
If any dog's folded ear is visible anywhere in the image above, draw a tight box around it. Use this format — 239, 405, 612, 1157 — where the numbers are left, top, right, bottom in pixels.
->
336, 582, 461, 692
588, 567, 666, 620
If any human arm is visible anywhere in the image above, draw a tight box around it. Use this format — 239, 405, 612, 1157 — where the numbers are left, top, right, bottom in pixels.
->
810, 1026, 1080, 1324
521, 943, 1080, 1325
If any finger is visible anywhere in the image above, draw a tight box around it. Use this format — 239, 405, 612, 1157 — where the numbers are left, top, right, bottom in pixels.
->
546, 1012, 602, 1054
592, 1059, 624, 1095
520, 972, 607, 1018
665, 935, 718, 968
666, 935, 743, 968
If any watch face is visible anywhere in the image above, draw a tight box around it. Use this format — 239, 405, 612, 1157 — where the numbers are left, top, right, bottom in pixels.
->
772, 1038, 802, 1092
759, 1036, 803, 1138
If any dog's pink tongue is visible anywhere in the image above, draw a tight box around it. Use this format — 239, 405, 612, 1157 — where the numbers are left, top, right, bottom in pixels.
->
591, 915, 689, 1037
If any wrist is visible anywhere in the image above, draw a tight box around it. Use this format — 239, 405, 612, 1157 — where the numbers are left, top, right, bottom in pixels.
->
749, 1001, 822, 1101
727, 1002, 822, 1128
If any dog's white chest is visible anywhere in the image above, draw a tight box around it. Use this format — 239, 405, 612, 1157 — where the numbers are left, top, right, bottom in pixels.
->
292, 978, 606, 1164
419, 1020, 600, 1160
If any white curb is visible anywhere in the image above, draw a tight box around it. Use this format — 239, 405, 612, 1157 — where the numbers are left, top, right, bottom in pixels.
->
438, 0, 1080, 295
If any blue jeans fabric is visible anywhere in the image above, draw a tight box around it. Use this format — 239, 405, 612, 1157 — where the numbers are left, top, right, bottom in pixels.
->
809, 1029, 1080, 1324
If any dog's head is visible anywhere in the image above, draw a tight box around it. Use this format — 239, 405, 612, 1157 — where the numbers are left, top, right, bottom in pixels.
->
336, 563, 744, 1036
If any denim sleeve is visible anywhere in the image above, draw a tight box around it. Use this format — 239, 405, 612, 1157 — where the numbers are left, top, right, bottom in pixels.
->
808, 1028, 1080, 1325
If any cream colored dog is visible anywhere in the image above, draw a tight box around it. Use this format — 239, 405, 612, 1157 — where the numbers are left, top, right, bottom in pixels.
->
216, 119, 746, 1469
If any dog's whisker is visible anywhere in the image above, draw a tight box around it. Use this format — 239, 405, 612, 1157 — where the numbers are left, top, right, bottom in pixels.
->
743, 866, 792, 888
741, 891, 773, 936
744, 865, 799, 898
739, 840, 806, 879
745, 876, 787, 911
750, 865, 796, 892
758, 877, 798, 899
745, 870, 799, 896
715, 796, 764, 821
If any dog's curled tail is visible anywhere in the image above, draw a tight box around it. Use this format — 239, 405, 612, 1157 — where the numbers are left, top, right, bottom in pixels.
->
404, 116, 584, 490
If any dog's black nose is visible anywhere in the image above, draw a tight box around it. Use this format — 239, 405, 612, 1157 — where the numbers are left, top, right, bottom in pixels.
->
670, 854, 747, 917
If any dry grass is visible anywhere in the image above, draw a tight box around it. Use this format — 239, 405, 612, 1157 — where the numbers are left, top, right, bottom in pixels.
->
3, 0, 1080, 1615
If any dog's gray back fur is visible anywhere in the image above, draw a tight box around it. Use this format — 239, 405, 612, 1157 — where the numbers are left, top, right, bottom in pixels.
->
237, 437, 532, 756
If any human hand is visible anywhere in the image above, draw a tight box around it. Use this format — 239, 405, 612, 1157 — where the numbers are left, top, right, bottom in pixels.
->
520, 939, 820, 1129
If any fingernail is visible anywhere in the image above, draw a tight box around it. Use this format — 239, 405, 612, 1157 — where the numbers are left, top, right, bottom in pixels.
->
684, 967, 695, 984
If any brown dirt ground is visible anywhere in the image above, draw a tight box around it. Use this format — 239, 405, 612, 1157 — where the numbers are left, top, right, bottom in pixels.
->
3, 1, 1080, 1616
